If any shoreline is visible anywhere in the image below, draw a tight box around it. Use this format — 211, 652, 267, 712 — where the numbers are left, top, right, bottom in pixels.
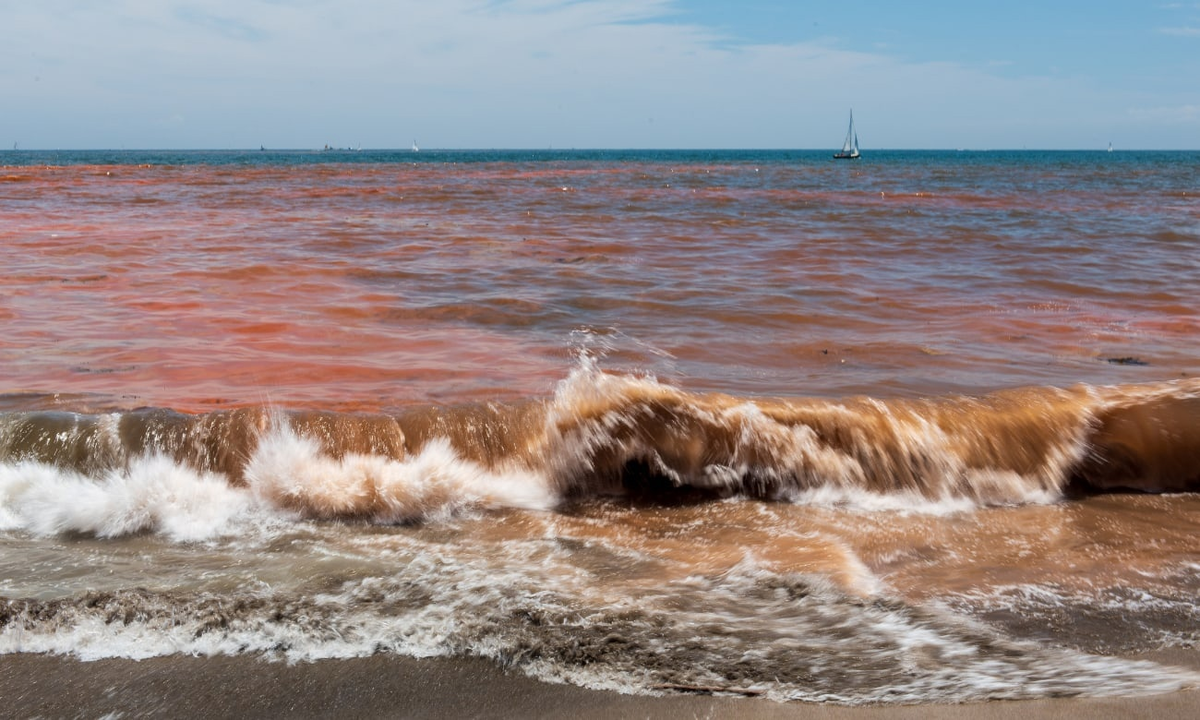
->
2, 649, 1196, 719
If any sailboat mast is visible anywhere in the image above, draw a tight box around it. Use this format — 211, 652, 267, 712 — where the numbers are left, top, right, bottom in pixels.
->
833, 109, 861, 159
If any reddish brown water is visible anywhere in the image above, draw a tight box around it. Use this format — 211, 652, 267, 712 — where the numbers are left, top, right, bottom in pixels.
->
1, 150, 1198, 703
3, 152, 1196, 411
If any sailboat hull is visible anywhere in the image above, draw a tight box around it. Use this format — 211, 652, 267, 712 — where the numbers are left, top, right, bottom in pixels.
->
832, 151, 860, 160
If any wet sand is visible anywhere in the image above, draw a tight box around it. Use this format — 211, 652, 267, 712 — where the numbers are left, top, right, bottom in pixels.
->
2, 650, 1196, 719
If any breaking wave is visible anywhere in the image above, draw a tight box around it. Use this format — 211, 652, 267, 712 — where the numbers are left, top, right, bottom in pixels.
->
1, 365, 1198, 539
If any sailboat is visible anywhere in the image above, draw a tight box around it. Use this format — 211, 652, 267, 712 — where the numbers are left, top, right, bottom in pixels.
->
833, 110, 860, 160
411, 140, 419, 153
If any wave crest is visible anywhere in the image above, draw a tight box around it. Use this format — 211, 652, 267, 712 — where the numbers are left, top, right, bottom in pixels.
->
1, 371, 1198, 538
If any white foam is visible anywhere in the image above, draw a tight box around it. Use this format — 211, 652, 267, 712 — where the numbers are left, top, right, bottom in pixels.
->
1, 417, 560, 541
245, 421, 557, 523
0, 456, 254, 542
2, 540, 1196, 704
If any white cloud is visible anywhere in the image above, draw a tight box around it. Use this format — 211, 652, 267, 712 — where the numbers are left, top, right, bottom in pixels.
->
1158, 26, 1200, 35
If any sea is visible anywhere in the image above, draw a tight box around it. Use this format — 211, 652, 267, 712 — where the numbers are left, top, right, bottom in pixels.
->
1, 148, 1198, 704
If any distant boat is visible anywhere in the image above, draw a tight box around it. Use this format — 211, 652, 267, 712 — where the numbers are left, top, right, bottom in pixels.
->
412, 140, 419, 153
833, 110, 860, 160
1108, 142, 1114, 153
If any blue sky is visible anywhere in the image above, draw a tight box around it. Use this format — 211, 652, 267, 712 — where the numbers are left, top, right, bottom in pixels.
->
3, 1, 1198, 149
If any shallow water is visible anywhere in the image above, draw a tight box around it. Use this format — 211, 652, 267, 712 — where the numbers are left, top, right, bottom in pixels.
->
1, 149, 1198, 703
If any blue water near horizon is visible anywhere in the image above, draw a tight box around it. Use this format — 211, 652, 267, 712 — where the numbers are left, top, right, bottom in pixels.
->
4, 148, 1197, 168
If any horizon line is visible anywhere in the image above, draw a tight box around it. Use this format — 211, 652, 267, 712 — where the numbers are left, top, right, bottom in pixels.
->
5, 146, 1192, 153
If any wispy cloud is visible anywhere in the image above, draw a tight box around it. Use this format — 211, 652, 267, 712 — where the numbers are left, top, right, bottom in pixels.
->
2, 0, 1196, 149
1158, 25, 1200, 35
1128, 104, 1200, 123
174, 6, 269, 42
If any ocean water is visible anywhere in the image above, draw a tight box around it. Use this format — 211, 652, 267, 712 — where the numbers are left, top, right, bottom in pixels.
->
1, 148, 1198, 704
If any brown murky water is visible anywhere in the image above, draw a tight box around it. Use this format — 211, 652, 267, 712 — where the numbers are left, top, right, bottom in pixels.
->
1, 150, 1198, 703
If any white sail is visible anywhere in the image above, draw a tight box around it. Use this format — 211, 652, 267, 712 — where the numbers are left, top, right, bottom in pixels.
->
834, 111, 860, 159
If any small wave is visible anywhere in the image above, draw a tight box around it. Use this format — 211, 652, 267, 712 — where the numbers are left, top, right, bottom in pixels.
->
2, 558, 1195, 703
245, 421, 555, 523
1, 369, 1197, 539
538, 365, 1093, 507
943, 574, 1200, 654
0, 421, 557, 541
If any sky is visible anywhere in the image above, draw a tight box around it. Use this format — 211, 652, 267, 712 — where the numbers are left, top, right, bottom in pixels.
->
2, 0, 1198, 149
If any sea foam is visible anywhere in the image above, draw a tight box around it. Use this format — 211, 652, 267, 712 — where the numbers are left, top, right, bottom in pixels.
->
245, 420, 556, 523
0, 455, 253, 542
0, 418, 558, 541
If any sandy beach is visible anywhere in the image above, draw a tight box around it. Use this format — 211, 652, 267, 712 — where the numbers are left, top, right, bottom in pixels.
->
2, 649, 1197, 719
